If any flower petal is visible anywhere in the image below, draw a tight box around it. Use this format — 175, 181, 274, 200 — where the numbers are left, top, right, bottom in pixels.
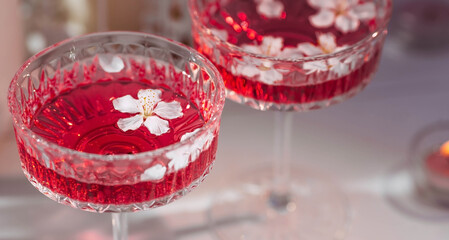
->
309, 9, 336, 28
242, 44, 263, 55
353, 2, 376, 20
138, 89, 162, 111
303, 60, 328, 74
278, 47, 304, 59
112, 95, 141, 113
307, 0, 337, 9
317, 33, 337, 53
329, 58, 349, 76
343, 54, 359, 70
257, 0, 284, 18
260, 68, 283, 84
167, 146, 191, 171
261, 36, 284, 56
141, 164, 167, 181
144, 116, 170, 136
297, 42, 323, 56
99, 55, 124, 73
335, 13, 360, 33
232, 64, 260, 78
335, 45, 349, 52
181, 128, 201, 141
346, 0, 359, 7
168, 155, 189, 171
117, 114, 143, 132
153, 101, 183, 119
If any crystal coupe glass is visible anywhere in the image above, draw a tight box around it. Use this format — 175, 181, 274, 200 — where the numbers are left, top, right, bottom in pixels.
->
8, 32, 225, 240
190, 0, 392, 239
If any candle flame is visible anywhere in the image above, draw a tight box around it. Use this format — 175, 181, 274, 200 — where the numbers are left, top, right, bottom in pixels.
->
440, 140, 449, 157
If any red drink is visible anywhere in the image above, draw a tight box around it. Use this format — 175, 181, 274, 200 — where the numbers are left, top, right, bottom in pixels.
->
192, 0, 386, 108
18, 79, 218, 207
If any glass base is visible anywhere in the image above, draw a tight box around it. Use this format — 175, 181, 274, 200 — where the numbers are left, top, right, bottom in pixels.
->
22, 163, 213, 213
225, 78, 370, 112
208, 166, 349, 240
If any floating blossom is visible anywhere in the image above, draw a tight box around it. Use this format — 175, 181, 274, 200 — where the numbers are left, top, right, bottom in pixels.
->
297, 33, 350, 76
141, 164, 167, 181
297, 32, 346, 55
231, 57, 283, 85
112, 89, 183, 135
166, 129, 215, 171
232, 36, 303, 84
308, 0, 376, 33
99, 55, 124, 73
256, 0, 285, 18
242, 36, 284, 56
167, 145, 191, 171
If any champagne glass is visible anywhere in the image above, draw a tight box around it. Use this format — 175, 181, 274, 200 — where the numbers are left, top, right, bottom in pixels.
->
189, 0, 392, 239
8, 32, 225, 239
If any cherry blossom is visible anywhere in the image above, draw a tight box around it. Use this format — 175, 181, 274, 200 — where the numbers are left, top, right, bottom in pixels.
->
112, 89, 183, 135
297, 33, 350, 76
256, 0, 285, 18
141, 164, 167, 181
166, 129, 214, 171
308, 0, 376, 33
232, 36, 303, 84
99, 55, 124, 73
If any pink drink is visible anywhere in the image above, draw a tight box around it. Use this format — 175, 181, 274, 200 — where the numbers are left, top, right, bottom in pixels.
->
18, 79, 218, 205
193, 0, 386, 107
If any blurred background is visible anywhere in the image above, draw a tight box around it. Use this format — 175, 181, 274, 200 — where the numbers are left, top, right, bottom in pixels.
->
1, 0, 449, 239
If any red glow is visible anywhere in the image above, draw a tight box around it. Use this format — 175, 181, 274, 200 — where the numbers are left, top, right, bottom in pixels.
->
241, 21, 249, 31
281, 11, 287, 19
237, 12, 247, 21
247, 29, 257, 40
225, 16, 234, 25
233, 24, 242, 32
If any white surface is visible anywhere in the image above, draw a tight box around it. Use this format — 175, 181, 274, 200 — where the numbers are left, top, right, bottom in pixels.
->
1, 36, 449, 239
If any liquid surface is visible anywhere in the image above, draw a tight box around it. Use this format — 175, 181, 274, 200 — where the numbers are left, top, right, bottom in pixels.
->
20, 79, 217, 205
31, 80, 204, 154
194, 0, 384, 106
205, 0, 376, 47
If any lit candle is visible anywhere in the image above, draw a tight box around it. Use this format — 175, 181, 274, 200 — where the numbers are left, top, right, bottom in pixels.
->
423, 140, 449, 193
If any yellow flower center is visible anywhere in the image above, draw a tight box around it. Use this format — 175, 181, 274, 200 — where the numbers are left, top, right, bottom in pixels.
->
335, 0, 349, 16
140, 95, 157, 118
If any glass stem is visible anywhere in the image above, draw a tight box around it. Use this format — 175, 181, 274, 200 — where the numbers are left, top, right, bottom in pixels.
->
269, 111, 293, 212
112, 213, 128, 240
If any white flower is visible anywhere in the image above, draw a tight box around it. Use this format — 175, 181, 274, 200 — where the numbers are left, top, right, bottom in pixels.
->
242, 36, 284, 56
231, 57, 283, 85
233, 36, 303, 84
166, 129, 215, 172
256, 0, 285, 18
308, 0, 376, 33
112, 89, 183, 135
99, 55, 125, 73
298, 33, 349, 76
141, 164, 167, 181
167, 145, 191, 171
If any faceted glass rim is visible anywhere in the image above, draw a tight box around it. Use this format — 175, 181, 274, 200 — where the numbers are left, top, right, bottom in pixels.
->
8, 31, 226, 162
188, 0, 393, 63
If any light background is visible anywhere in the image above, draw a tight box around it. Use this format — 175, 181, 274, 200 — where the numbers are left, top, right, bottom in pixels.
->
1, 0, 449, 239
